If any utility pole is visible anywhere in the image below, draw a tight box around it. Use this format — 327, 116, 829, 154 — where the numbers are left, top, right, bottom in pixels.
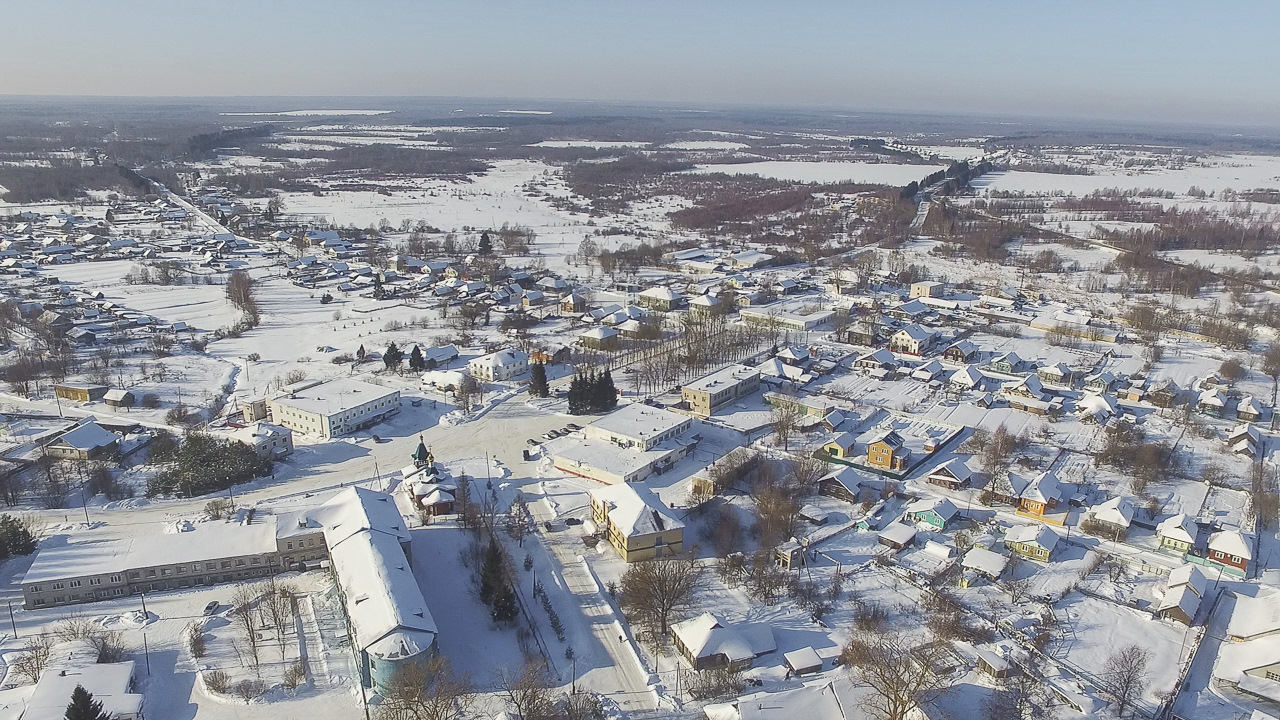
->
79, 483, 90, 526
142, 632, 151, 675
7, 600, 18, 638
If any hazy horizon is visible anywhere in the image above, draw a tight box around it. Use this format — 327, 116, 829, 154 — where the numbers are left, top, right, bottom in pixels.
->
2, 0, 1278, 128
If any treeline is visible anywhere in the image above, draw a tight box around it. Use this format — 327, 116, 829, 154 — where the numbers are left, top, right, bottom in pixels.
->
904, 159, 993, 197
0, 162, 147, 203
920, 200, 1032, 261
185, 125, 274, 158
564, 154, 694, 213
1096, 208, 1278, 258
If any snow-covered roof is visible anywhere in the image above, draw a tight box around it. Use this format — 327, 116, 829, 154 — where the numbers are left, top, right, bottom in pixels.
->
928, 457, 977, 483
313, 486, 410, 548
579, 326, 619, 340
1157, 513, 1198, 544
1230, 592, 1280, 640
329, 526, 436, 661
1005, 524, 1057, 551
638, 286, 684, 301
962, 547, 1008, 577
1168, 564, 1207, 596
26, 661, 142, 720
1090, 496, 1135, 528
1209, 529, 1252, 560
590, 483, 684, 538
1020, 470, 1059, 504
782, 646, 823, 673
671, 612, 775, 663
48, 420, 118, 451
1156, 583, 1201, 619
905, 496, 958, 521
878, 522, 917, 547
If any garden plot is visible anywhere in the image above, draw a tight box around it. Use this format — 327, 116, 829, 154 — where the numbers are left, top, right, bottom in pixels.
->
1048, 592, 1188, 715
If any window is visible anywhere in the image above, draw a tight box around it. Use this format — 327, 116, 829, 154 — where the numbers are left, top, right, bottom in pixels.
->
177, 566, 186, 575
1268, 671, 1280, 682
221, 561, 231, 569
251, 557, 261, 565
34, 599, 46, 606
193, 564, 201, 571
110, 574, 122, 583
161, 569, 171, 576
112, 588, 126, 596
69, 580, 82, 588
54, 596, 65, 604
90, 578, 101, 586
206, 563, 216, 570
52, 582, 64, 590
146, 569, 156, 578
29, 585, 42, 593
130, 571, 140, 580
235, 559, 245, 567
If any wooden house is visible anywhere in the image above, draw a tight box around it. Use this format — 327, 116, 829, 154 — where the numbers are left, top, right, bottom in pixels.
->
866, 430, 909, 471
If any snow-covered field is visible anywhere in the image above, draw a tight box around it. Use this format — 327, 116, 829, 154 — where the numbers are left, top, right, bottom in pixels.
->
975, 154, 1280, 194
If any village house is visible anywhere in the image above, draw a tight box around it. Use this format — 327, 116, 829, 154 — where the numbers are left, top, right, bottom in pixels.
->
1088, 495, 1135, 538
817, 466, 863, 504
1004, 524, 1058, 561
904, 496, 959, 531
1238, 395, 1266, 423
822, 432, 859, 461
1157, 513, 1199, 555
54, 383, 109, 403
43, 420, 120, 461
910, 280, 944, 298
578, 326, 620, 351
1209, 529, 1252, 575
229, 422, 294, 459
855, 348, 898, 371
927, 457, 979, 489
988, 351, 1025, 375
944, 340, 980, 364
960, 547, 1009, 585
888, 324, 937, 356
865, 429, 909, 471
637, 286, 687, 311
1155, 564, 1207, 626
267, 378, 400, 440
103, 388, 135, 409
670, 613, 776, 671
1018, 470, 1060, 516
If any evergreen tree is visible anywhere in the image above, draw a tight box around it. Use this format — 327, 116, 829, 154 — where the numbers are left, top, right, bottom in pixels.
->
567, 373, 586, 415
490, 585, 519, 623
0, 515, 36, 558
596, 370, 618, 411
356, 344, 366, 361
64, 685, 109, 720
529, 362, 549, 398
477, 231, 493, 255
409, 345, 426, 373
479, 541, 505, 606
383, 342, 403, 372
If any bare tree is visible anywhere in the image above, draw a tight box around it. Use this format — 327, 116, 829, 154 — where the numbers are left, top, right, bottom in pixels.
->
498, 659, 556, 720
770, 401, 802, 451
262, 577, 295, 661
618, 556, 704, 640
229, 585, 263, 674
841, 631, 950, 720
1103, 645, 1151, 718
984, 670, 1046, 720
10, 633, 53, 683
376, 655, 474, 720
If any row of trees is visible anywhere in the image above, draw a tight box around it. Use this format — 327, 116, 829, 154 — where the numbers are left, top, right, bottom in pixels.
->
567, 370, 617, 415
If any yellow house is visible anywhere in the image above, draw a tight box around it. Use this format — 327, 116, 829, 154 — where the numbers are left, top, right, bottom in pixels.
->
1157, 514, 1197, 554
1004, 525, 1058, 561
589, 484, 685, 562
866, 430, 909, 471
823, 432, 859, 461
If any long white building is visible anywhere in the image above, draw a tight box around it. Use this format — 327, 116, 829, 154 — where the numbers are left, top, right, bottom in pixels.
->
266, 377, 400, 439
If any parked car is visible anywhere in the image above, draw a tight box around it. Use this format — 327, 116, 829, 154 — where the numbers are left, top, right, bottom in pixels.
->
566, 423, 581, 431
527, 438, 539, 446
542, 432, 555, 441
203, 601, 220, 616
565, 517, 583, 526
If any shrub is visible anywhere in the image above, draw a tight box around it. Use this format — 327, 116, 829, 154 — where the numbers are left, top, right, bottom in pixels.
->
187, 622, 206, 659
204, 669, 230, 693
246, 353, 261, 362
140, 393, 161, 409
330, 353, 354, 364
283, 660, 306, 689
147, 432, 272, 497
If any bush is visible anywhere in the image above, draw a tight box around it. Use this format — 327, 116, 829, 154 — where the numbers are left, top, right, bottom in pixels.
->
246, 353, 261, 362
204, 669, 230, 693
140, 393, 161, 409
187, 622, 206, 659
283, 660, 306, 689
233, 679, 266, 702
331, 353, 354, 364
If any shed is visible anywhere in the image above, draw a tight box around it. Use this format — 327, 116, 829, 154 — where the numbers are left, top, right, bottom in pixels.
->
878, 523, 917, 551
783, 646, 823, 675
103, 388, 135, 409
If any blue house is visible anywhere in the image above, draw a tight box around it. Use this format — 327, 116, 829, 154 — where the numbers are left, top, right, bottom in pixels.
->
904, 496, 959, 531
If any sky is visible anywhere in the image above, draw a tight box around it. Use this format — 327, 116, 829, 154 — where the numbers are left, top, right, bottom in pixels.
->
2, 0, 1278, 127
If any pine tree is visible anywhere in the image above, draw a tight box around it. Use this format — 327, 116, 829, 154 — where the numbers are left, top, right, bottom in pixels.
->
480, 541, 505, 605
597, 370, 618, 411
490, 586, 519, 623
64, 685, 109, 720
356, 344, 366, 361
529, 362, 549, 398
567, 373, 585, 415
0, 515, 36, 557
409, 345, 426, 373
383, 342, 403, 372
478, 231, 493, 255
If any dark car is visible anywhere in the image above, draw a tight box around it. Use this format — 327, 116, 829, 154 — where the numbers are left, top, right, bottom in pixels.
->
527, 438, 539, 446
565, 517, 583, 526
203, 601, 220, 616
566, 423, 582, 431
